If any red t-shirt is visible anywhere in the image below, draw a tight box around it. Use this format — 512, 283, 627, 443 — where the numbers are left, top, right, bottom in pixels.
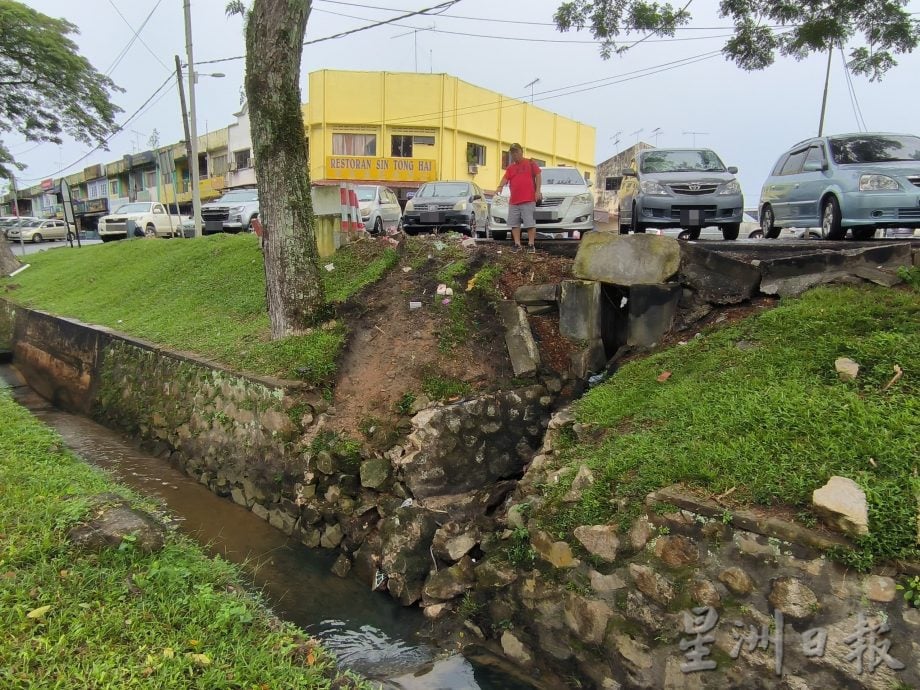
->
503, 159, 541, 205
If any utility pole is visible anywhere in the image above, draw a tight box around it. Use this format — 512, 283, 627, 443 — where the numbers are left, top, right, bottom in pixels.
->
818, 46, 833, 136
183, 0, 202, 237
10, 175, 25, 257
174, 54, 193, 237
391, 26, 434, 72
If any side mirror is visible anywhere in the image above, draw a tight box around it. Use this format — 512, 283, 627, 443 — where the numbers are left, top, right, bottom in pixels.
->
802, 161, 826, 173
727, 166, 739, 174
473, 194, 482, 201
623, 168, 637, 177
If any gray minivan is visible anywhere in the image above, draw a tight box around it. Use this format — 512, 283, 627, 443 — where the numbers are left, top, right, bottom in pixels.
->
617, 148, 744, 240
759, 133, 920, 240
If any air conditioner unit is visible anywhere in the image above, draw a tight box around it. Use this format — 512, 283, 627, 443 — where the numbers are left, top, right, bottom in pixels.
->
468, 164, 479, 174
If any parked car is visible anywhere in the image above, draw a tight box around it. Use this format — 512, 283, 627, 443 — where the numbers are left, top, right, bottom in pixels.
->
488, 166, 594, 241
617, 148, 744, 240
6, 218, 73, 243
98, 202, 183, 241
759, 132, 920, 240
201, 187, 259, 234
0, 216, 28, 239
403, 181, 488, 235
357, 185, 402, 234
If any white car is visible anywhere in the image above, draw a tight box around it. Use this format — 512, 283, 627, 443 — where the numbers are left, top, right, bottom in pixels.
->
98, 202, 183, 242
488, 166, 594, 240
357, 185, 402, 234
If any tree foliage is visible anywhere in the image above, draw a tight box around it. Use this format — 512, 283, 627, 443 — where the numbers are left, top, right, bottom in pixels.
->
0, 0, 121, 178
554, 0, 920, 80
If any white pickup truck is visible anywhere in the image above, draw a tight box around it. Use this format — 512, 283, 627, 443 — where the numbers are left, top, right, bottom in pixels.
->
97, 202, 183, 241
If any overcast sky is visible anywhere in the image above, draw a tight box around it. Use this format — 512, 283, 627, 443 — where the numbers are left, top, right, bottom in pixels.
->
8, 0, 920, 203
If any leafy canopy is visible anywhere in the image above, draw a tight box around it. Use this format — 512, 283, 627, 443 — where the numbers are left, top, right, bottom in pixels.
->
554, 0, 920, 80
0, 0, 121, 178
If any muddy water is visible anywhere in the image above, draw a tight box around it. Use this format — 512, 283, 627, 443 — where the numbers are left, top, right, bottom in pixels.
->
0, 366, 534, 689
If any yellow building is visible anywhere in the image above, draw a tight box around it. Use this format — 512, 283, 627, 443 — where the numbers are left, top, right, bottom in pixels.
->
306, 70, 596, 199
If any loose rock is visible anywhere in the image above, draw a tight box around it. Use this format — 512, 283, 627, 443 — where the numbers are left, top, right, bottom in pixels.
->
812, 475, 869, 537
654, 534, 699, 568
574, 525, 620, 563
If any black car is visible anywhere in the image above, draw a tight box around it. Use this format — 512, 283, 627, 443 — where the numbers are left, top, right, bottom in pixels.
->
403, 181, 489, 235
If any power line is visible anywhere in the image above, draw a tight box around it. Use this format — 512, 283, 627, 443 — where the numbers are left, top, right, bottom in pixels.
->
839, 46, 868, 132
196, 0, 460, 66
312, 6, 735, 44
370, 49, 725, 128
313, 0, 792, 30
104, 0, 165, 76
18, 75, 175, 182
106, 0, 171, 72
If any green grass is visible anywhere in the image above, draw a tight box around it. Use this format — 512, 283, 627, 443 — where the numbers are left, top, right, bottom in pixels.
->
0, 390, 365, 689
421, 374, 472, 401
1, 235, 396, 383
540, 285, 920, 568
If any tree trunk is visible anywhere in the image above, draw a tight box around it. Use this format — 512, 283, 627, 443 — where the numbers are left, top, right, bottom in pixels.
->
245, 0, 325, 339
0, 238, 21, 276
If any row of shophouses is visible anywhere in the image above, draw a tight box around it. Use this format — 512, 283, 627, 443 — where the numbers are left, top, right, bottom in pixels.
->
1, 70, 597, 229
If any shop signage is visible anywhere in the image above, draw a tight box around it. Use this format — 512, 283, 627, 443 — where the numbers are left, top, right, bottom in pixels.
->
325, 156, 437, 183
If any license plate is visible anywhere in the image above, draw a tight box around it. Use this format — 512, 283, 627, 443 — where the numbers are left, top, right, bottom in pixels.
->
680, 208, 704, 227
421, 212, 440, 223
534, 210, 557, 221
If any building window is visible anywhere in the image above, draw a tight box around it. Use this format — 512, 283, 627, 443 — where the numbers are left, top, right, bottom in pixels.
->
501, 151, 510, 169
413, 135, 435, 146
333, 133, 376, 156
234, 149, 252, 170
109, 180, 120, 197
392, 135, 412, 158
211, 154, 228, 176
143, 170, 157, 189
466, 143, 486, 166
605, 176, 622, 191
532, 158, 546, 167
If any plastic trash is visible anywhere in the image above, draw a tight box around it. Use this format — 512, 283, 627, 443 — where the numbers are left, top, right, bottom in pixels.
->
399, 498, 414, 508
436, 283, 449, 295
620, 297, 628, 308
588, 373, 606, 387
442, 298, 451, 306
433, 241, 446, 251
409, 301, 422, 310
324, 263, 335, 272
402, 266, 412, 273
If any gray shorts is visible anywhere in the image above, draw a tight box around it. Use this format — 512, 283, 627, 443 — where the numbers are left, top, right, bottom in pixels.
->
508, 202, 536, 228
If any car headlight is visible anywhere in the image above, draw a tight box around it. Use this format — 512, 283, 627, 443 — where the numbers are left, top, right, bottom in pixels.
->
718, 180, 741, 195
491, 195, 508, 207
453, 201, 468, 211
228, 206, 244, 214
640, 180, 669, 196
573, 192, 593, 204
405, 200, 414, 212
859, 174, 899, 191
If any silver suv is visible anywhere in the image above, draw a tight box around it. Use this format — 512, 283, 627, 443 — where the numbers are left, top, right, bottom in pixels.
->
201, 187, 259, 234
617, 148, 743, 240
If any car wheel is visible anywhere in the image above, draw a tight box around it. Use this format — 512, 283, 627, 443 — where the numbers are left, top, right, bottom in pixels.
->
851, 226, 876, 241
618, 205, 630, 235
492, 230, 507, 241
468, 217, 478, 237
820, 197, 846, 240
760, 204, 780, 239
630, 203, 645, 233
721, 223, 740, 241
403, 225, 418, 236
32, 233, 42, 243
372, 217, 383, 235
66, 231, 75, 242
145, 223, 157, 238
679, 228, 700, 240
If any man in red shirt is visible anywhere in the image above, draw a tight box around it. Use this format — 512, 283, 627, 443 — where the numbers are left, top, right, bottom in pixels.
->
495, 143, 542, 253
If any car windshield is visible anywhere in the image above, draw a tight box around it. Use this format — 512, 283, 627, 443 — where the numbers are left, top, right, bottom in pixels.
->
640, 150, 726, 173
114, 203, 152, 214
542, 169, 585, 185
416, 183, 470, 198
219, 190, 258, 203
357, 186, 377, 202
828, 135, 920, 164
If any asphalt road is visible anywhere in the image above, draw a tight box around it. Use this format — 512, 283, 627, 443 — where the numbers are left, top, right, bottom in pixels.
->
5, 238, 103, 257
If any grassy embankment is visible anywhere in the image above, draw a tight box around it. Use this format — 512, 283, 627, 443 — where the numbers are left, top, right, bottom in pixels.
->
536, 281, 920, 569
1, 234, 397, 384
0, 391, 366, 688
